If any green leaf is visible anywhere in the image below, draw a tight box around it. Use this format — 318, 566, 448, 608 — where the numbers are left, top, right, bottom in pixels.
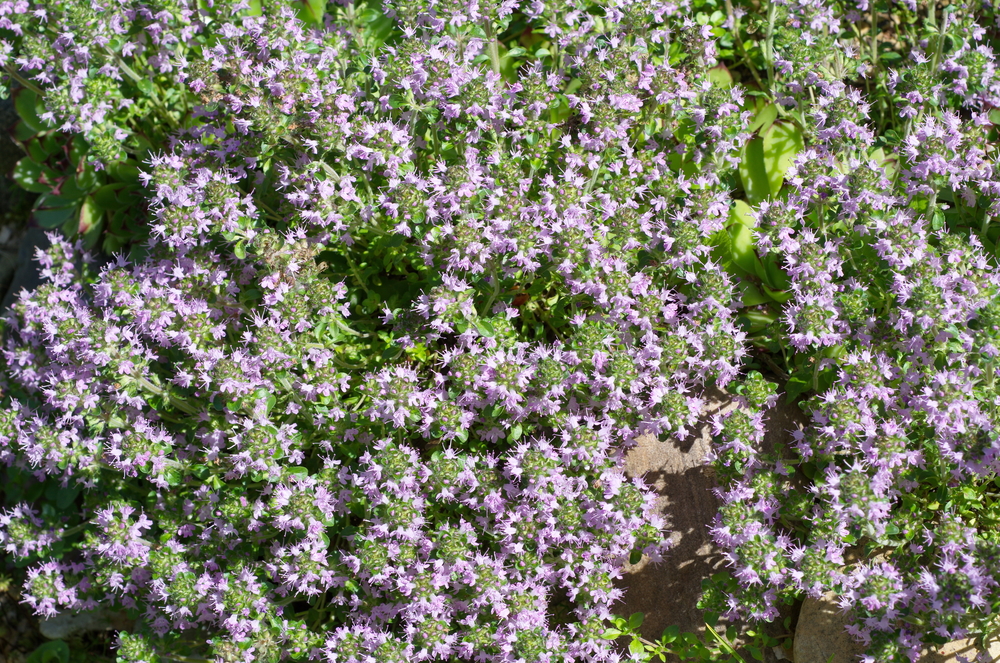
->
25, 137, 51, 164
163, 466, 184, 487
13, 119, 39, 142
26, 640, 69, 663
94, 183, 131, 210
55, 486, 79, 510
757, 254, 790, 291
729, 222, 758, 275
35, 206, 76, 229
729, 199, 755, 227
14, 88, 46, 134
661, 625, 679, 643
707, 64, 733, 88
785, 377, 811, 403
748, 103, 778, 135
509, 423, 523, 441
628, 613, 645, 630
79, 195, 100, 235
75, 161, 100, 191
629, 639, 645, 657
739, 137, 769, 204
737, 282, 769, 307
762, 121, 804, 198
475, 319, 495, 337
13, 158, 52, 193
109, 159, 141, 185
760, 283, 793, 304
601, 629, 622, 640
295, 0, 327, 25
709, 226, 752, 279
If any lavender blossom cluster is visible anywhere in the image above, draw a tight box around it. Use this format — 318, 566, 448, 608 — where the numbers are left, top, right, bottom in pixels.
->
4, 0, 1000, 660
703, 2, 1000, 661
0, 0, 743, 661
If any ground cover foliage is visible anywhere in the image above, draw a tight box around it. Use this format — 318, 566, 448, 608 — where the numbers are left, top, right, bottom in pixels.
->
2, 0, 1000, 661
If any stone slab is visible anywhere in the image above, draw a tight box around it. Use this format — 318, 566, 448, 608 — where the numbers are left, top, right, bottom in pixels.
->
616, 386, 810, 655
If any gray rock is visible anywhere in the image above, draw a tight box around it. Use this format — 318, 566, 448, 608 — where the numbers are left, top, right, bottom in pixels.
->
792, 592, 866, 663
923, 636, 1000, 663
39, 608, 133, 640
617, 387, 808, 658
0, 249, 18, 298
793, 590, 1000, 663
0, 226, 50, 314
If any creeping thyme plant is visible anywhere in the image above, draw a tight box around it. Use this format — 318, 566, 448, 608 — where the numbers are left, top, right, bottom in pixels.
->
4, 0, 1000, 661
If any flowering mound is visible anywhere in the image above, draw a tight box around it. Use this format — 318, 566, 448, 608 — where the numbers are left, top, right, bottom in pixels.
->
0, 1, 739, 661
3, 0, 1000, 662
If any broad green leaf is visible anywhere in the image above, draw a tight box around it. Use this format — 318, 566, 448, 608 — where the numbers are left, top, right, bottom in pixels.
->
762, 121, 804, 198
247, 0, 262, 14
35, 206, 76, 229
738, 309, 777, 334
94, 183, 130, 210
14, 88, 45, 134
709, 227, 753, 280
748, 103, 778, 135
75, 161, 100, 191
26, 640, 69, 663
729, 221, 758, 275
737, 282, 769, 307
13, 158, 52, 193
109, 159, 141, 185
295, 0, 327, 25
55, 486, 79, 510
57, 176, 90, 201
761, 283, 793, 304
628, 613, 645, 630
163, 466, 184, 487
81, 210, 105, 249
79, 195, 100, 234
12, 120, 38, 142
730, 199, 755, 227
760, 254, 791, 291
785, 377, 811, 403
25, 137, 51, 164
601, 629, 622, 640
739, 137, 769, 204
707, 64, 733, 88
475, 319, 496, 337
629, 639, 645, 656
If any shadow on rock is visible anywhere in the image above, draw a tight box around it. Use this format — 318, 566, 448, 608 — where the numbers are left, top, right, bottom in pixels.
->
614, 386, 811, 658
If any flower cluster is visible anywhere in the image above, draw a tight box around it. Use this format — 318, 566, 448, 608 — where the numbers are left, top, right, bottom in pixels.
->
8, 0, 1000, 660
0, 0, 749, 661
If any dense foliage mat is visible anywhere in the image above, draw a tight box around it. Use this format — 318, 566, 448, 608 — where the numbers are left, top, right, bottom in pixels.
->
2, 0, 1000, 662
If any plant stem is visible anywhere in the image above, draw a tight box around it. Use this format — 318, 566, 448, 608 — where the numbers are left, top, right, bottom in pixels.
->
135, 375, 199, 415
483, 19, 501, 77
725, 0, 766, 92
4, 65, 44, 96
764, 0, 777, 92
705, 622, 747, 662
